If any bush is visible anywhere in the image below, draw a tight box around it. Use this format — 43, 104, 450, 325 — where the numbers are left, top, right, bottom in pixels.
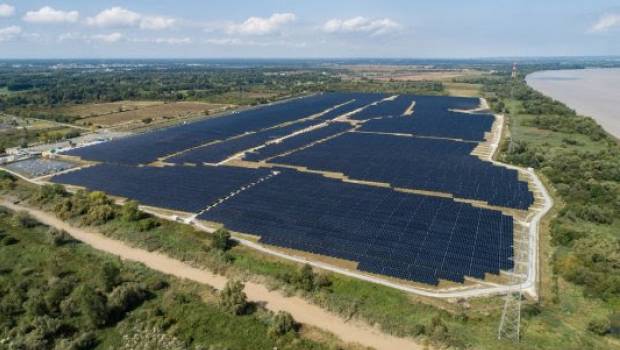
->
297, 264, 315, 292
34, 183, 67, 203
219, 280, 248, 315
107, 283, 149, 321
120, 200, 144, 222
77, 285, 109, 329
47, 227, 72, 246
588, 317, 611, 336
211, 228, 232, 251
99, 261, 121, 292
137, 218, 159, 232
13, 210, 39, 228
268, 311, 297, 338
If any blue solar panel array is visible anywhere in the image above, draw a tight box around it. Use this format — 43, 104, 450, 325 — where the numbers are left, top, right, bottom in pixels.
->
316, 93, 387, 120
358, 95, 493, 141
51, 163, 271, 213
272, 133, 533, 209
168, 119, 321, 164
51, 92, 524, 286
348, 95, 415, 120
244, 122, 353, 162
199, 169, 514, 285
62, 93, 354, 165
361, 112, 494, 142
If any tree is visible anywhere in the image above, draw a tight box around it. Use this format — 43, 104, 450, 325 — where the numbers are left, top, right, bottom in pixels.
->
219, 280, 248, 315
268, 311, 297, 338
211, 228, 232, 251
120, 200, 143, 222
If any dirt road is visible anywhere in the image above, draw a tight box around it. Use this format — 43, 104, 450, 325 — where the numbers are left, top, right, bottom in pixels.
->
1, 199, 423, 350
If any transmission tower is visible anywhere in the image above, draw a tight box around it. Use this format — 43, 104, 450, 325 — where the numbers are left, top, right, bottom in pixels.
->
498, 224, 528, 342
508, 62, 517, 154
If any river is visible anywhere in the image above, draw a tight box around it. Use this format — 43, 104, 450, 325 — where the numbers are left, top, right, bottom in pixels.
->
526, 68, 620, 139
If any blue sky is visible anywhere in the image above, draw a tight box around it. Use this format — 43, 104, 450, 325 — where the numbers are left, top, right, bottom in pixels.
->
0, 0, 617, 58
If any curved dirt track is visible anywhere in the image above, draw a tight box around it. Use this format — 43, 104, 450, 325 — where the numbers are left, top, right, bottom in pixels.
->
1, 199, 422, 350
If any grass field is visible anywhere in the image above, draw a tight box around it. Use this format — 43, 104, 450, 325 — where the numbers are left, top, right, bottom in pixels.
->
59, 101, 232, 128
445, 82, 482, 97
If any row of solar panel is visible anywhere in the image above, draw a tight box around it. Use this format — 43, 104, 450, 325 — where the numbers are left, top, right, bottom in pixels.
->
272, 132, 534, 209
51, 163, 271, 213
244, 122, 353, 162
168, 119, 321, 164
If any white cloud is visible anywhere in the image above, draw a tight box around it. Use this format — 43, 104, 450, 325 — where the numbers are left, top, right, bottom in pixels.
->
0, 3, 15, 17
323, 16, 400, 36
206, 37, 307, 48
139, 16, 176, 30
133, 37, 191, 44
86, 7, 140, 27
23, 6, 79, 24
91, 32, 124, 43
153, 37, 190, 44
86, 7, 176, 31
0, 25, 21, 41
590, 13, 620, 32
227, 13, 296, 35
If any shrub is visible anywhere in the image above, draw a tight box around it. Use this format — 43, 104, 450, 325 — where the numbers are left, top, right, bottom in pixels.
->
47, 227, 72, 246
137, 218, 159, 232
77, 285, 109, 329
219, 280, 248, 315
120, 200, 144, 222
82, 204, 115, 226
99, 261, 121, 292
297, 264, 315, 292
34, 183, 67, 203
588, 317, 611, 336
107, 283, 149, 322
13, 211, 39, 228
211, 228, 232, 251
268, 311, 297, 338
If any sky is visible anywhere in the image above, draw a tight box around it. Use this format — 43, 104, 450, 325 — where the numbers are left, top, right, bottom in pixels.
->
0, 0, 618, 59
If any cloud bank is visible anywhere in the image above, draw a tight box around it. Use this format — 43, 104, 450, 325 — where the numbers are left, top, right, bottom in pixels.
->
227, 13, 296, 35
23, 6, 79, 24
323, 16, 400, 36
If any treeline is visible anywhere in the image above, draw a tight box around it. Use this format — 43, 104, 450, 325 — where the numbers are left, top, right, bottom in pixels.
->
486, 75, 620, 304
0, 67, 339, 110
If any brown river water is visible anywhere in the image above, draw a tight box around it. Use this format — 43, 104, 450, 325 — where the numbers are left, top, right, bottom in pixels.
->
526, 68, 620, 139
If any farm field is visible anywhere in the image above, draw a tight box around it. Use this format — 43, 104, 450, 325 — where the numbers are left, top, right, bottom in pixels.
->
52, 92, 534, 288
